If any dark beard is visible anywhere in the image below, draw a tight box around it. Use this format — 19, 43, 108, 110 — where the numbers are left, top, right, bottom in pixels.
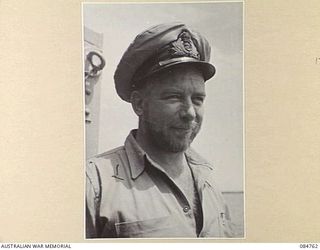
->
143, 119, 201, 153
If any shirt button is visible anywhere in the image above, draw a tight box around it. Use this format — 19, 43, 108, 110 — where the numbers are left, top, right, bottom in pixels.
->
183, 206, 190, 213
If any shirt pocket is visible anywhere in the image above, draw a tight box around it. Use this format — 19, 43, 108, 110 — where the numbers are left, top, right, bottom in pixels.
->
114, 215, 181, 238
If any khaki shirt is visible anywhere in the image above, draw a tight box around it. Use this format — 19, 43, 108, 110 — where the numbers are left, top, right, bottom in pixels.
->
86, 130, 234, 238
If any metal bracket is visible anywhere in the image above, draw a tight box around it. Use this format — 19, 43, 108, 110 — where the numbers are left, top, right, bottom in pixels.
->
85, 51, 106, 79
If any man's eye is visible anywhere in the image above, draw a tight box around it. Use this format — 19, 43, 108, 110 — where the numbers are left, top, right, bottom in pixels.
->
193, 97, 204, 105
165, 95, 180, 100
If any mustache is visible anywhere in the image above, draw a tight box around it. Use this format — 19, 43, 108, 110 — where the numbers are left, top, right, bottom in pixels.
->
141, 117, 200, 128
172, 122, 199, 130
143, 118, 200, 131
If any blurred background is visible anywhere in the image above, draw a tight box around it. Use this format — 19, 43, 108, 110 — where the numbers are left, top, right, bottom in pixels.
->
83, 2, 243, 237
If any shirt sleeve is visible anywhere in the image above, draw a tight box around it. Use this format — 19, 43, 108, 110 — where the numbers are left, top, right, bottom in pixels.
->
86, 161, 101, 238
207, 173, 236, 237
222, 201, 235, 237
216, 187, 236, 237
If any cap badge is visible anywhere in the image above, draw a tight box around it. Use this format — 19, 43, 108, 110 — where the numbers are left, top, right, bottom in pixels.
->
169, 31, 200, 60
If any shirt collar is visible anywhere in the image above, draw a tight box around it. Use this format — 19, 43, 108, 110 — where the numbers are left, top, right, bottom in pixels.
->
124, 130, 147, 180
124, 129, 214, 182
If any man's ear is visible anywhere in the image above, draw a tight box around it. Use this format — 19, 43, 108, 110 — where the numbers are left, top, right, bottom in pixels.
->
130, 90, 145, 116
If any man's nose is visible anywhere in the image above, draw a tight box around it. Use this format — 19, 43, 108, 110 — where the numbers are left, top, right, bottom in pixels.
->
180, 99, 196, 121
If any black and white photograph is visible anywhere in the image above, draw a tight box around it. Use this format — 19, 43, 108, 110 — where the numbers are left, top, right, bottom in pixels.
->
83, 2, 244, 238
3, 0, 320, 246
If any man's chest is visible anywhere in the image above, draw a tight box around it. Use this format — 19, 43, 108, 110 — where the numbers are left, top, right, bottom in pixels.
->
97, 165, 228, 238
99, 172, 197, 237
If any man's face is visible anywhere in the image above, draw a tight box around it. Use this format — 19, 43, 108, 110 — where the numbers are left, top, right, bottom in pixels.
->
140, 64, 206, 153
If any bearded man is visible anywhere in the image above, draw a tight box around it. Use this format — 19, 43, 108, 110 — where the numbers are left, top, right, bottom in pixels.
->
86, 22, 234, 238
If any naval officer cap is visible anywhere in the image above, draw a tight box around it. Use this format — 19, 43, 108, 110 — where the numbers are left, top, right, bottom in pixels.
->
114, 22, 216, 102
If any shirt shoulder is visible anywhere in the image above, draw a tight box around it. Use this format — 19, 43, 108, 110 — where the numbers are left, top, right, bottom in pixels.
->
186, 148, 223, 199
185, 147, 214, 170
86, 146, 129, 195
87, 146, 126, 168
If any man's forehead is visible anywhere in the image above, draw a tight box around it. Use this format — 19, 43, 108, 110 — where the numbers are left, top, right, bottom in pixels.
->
147, 68, 206, 94
158, 85, 206, 95
151, 64, 205, 82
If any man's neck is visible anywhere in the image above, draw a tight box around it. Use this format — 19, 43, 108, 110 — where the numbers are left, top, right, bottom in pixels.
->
135, 129, 187, 178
